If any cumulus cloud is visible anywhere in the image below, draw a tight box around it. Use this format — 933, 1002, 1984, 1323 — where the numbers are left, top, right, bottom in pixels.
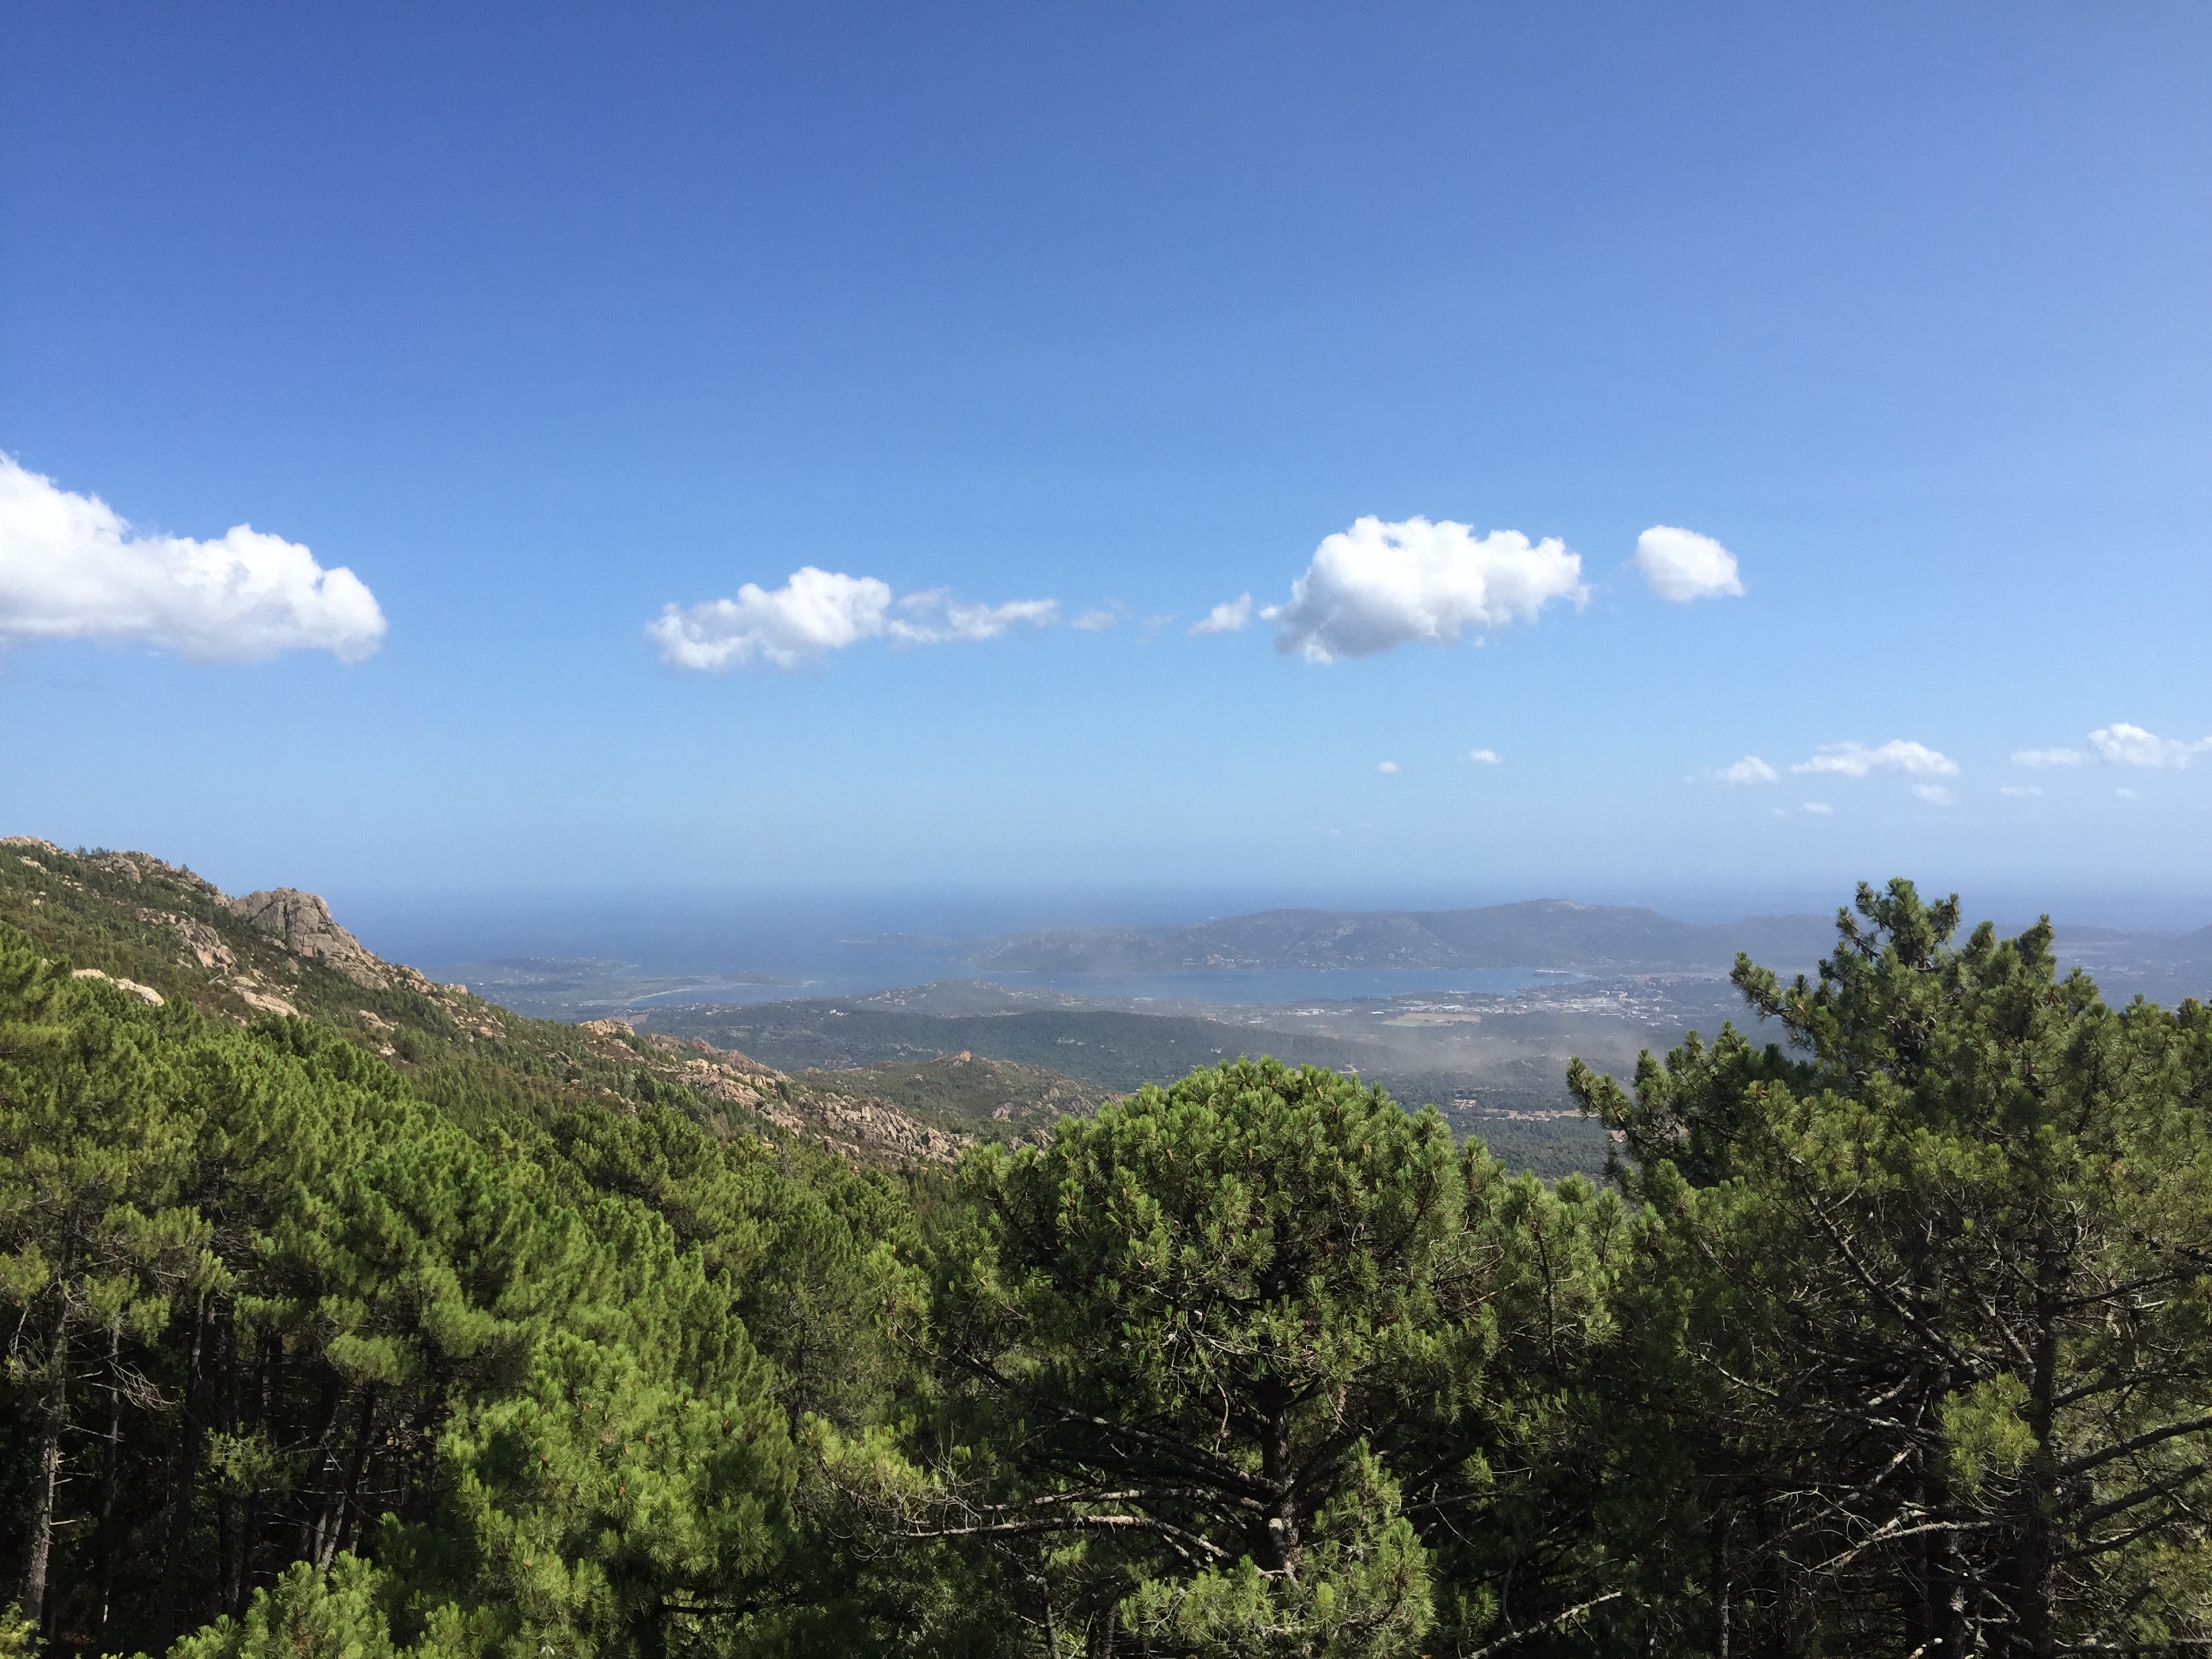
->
1708, 755, 1778, 785
2089, 723, 2212, 768
1189, 594, 1252, 636
2001, 785, 2043, 798
0, 453, 386, 663
2013, 747, 2085, 768
1070, 607, 1120, 632
1466, 748, 1501, 765
1633, 525, 1744, 602
649, 568, 891, 671
1912, 783, 1956, 806
647, 567, 1054, 672
1792, 740, 1959, 779
1803, 802, 1833, 815
1263, 516, 1584, 664
1376, 760, 1399, 774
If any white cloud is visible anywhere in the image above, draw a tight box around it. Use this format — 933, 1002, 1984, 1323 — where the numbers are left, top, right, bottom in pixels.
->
1263, 516, 1584, 663
0, 453, 386, 663
890, 590, 1058, 644
1802, 801, 1833, 815
2001, 785, 2044, 798
1466, 748, 1501, 765
2118, 787, 2139, 800
1071, 607, 1120, 632
649, 568, 892, 671
1710, 755, 1778, 785
647, 567, 1054, 672
1188, 593, 1252, 636
1376, 760, 1399, 774
2089, 722, 2212, 769
2013, 747, 2085, 768
1792, 740, 1959, 779
1911, 783, 1956, 806
1633, 525, 1744, 602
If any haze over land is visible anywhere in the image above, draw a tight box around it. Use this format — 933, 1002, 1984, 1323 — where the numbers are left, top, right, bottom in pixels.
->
405, 889, 2212, 1183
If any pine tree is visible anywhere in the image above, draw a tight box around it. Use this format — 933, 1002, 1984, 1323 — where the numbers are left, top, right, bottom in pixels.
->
0, 942, 216, 1637
827, 1057, 1624, 1658
1574, 880, 2212, 1653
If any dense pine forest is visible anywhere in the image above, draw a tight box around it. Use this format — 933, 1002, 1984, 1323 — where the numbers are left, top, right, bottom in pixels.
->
5, 844, 2212, 1656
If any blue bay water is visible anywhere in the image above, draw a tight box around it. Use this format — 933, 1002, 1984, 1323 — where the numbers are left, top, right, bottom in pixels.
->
333, 888, 1583, 1010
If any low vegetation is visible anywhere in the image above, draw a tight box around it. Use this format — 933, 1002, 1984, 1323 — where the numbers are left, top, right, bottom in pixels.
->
5, 851, 2211, 1656
785, 1052, 1113, 1141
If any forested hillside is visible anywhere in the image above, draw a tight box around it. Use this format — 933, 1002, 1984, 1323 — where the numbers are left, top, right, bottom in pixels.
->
0, 841, 979, 1166
6, 847, 2212, 1655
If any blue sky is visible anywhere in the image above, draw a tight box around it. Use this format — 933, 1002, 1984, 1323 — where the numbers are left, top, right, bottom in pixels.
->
3, 3, 2209, 936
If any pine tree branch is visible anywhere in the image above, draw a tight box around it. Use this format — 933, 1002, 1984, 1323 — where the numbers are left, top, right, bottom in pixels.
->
1458, 1589, 1622, 1658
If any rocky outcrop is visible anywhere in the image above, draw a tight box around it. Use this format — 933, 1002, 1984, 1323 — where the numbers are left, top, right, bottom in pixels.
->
775, 1092, 969, 1164
5, 839, 218, 895
70, 967, 165, 1006
225, 888, 389, 989
230, 979, 302, 1018
679, 1057, 766, 1108
644, 1033, 776, 1075
612, 1027, 959, 1164
98, 851, 218, 893
139, 909, 237, 971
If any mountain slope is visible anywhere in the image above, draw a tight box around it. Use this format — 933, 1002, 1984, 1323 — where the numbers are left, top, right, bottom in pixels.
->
0, 836, 971, 1166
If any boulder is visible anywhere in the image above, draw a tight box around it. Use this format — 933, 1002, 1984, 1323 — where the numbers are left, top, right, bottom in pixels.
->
224, 888, 389, 989
70, 967, 165, 1006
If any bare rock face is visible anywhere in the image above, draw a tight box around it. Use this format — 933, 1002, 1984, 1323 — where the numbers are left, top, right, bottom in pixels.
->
138, 908, 238, 971
70, 967, 165, 1006
644, 1032, 776, 1075
680, 1057, 765, 1108
229, 979, 302, 1018
224, 888, 389, 989
794, 1092, 969, 1164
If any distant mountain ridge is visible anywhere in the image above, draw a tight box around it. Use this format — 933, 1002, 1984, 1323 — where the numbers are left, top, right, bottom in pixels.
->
970, 899, 1845, 974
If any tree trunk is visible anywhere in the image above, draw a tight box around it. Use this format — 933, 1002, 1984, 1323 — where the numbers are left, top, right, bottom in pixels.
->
1709, 1507, 1732, 1659
211, 1311, 239, 1617
1258, 1394, 1302, 1579
2011, 1279, 2062, 1658
230, 1335, 277, 1618
94, 1324, 124, 1654
20, 1298, 73, 1626
298, 1373, 345, 1566
1899, 1440, 1938, 1657
1937, 1524, 1974, 1658
319, 1389, 377, 1569
157, 1295, 209, 1646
